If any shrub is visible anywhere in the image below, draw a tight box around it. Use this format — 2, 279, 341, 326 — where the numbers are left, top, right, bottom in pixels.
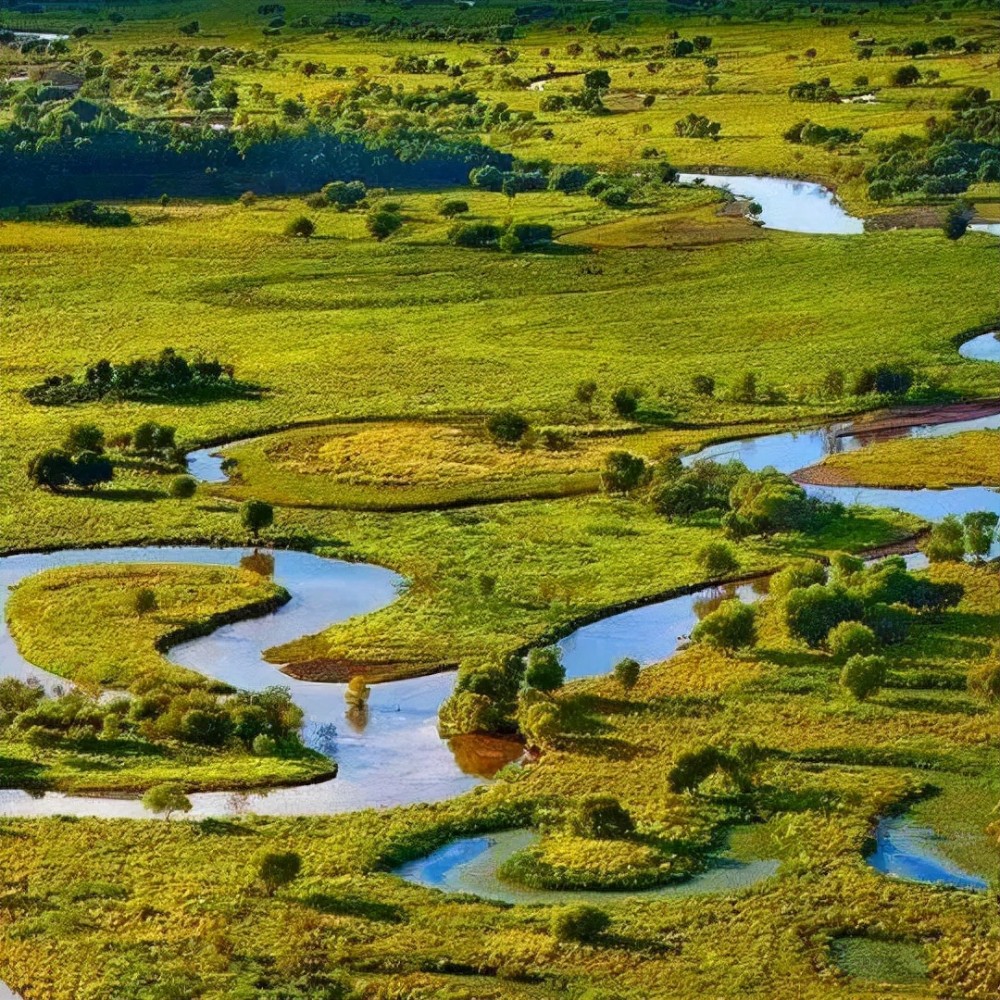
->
133, 588, 158, 616
252, 734, 278, 756
240, 499, 274, 538
890, 64, 921, 87
613, 657, 640, 691
769, 560, 827, 599
674, 112, 721, 139
239, 191, 257, 207
863, 603, 913, 646
499, 232, 523, 253
169, 475, 197, 499
611, 387, 640, 418
570, 795, 634, 839
691, 374, 715, 397
284, 216, 315, 238
70, 451, 113, 490
784, 585, 863, 647
366, 207, 403, 241
486, 410, 529, 444
828, 621, 878, 659
550, 904, 610, 942
921, 515, 965, 563
27, 449, 74, 490
439, 199, 469, 217
840, 655, 886, 700
601, 451, 648, 494
549, 164, 594, 193
255, 850, 301, 895
438, 690, 505, 736
133, 421, 177, 455
448, 221, 503, 247
322, 179, 366, 208
64, 423, 104, 454
667, 744, 721, 792
963, 510, 999, 560
524, 647, 564, 693
691, 599, 756, 653
696, 541, 739, 577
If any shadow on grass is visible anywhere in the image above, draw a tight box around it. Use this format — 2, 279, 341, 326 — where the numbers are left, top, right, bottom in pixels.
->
300, 891, 406, 924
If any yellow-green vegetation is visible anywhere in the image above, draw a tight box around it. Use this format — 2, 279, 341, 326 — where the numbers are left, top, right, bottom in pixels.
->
0, 558, 996, 998
3, 196, 998, 558
5, 0, 998, 214
1, 563, 331, 793
6, 563, 285, 690
803, 428, 1000, 487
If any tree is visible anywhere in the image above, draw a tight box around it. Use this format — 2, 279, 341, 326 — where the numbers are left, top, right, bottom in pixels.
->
696, 541, 739, 577
613, 657, 640, 692
944, 201, 972, 241
691, 599, 756, 653
839, 655, 886, 700
134, 588, 158, 616
486, 411, 529, 444
769, 559, 827, 599
344, 675, 370, 708
674, 112, 722, 140
366, 208, 403, 241
921, 515, 965, 563
784, 584, 862, 647
178, 20, 200, 36
180, 708, 233, 746
133, 421, 175, 455
469, 165, 504, 191
963, 511, 999, 561
524, 647, 565, 694
890, 64, 921, 87
551, 904, 609, 943
239, 191, 257, 207
691, 374, 715, 397
575, 380, 598, 416
256, 850, 302, 896
693, 35, 713, 52
64, 423, 104, 454
570, 795, 634, 839
27, 449, 74, 491
285, 216, 315, 238
827, 621, 878, 659
70, 450, 113, 490
583, 69, 611, 92
611, 387, 640, 418
142, 782, 192, 820
170, 475, 197, 499
240, 499, 274, 539
601, 451, 648, 494
521, 700, 560, 745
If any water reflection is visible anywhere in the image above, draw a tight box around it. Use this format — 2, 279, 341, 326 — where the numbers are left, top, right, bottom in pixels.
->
867, 817, 989, 891
240, 550, 275, 578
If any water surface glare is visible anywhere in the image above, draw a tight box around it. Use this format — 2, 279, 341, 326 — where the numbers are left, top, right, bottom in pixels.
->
677, 173, 864, 234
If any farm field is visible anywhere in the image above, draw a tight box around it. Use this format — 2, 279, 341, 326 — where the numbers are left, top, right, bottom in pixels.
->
0, 0, 998, 997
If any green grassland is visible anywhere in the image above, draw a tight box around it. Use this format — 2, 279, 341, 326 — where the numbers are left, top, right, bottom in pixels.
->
803, 427, 1000, 487
4, 0, 998, 214
0, 559, 995, 998
2, 563, 333, 792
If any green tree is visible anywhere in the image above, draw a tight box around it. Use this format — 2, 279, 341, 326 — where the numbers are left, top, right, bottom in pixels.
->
611, 386, 640, 418
486, 410, 529, 444
613, 657, 641, 691
575, 379, 598, 417
169, 475, 197, 499
769, 559, 827, 599
696, 541, 739, 577
551, 904, 610, 942
285, 216, 315, 238
839, 655, 886, 700
524, 647, 565, 694
70, 450, 113, 490
944, 200, 972, 240
827, 621, 878, 659
691, 374, 715, 397
64, 423, 104, 454
963, 511, 998, 560
691, 599, 756, 653
255, 850, 302, 896
890, 64, 921, 87
601, 451, 648, 494
521, 699, 560, 745
366, 208, 403, 241
240, 499, 274, 539
133, 588, 158, 616
439, 199, 469, 217
27, 449, 74, 491
921, 515, 966, 563
784, 584, 862, 647
132, 421, 175, 455
142, 782, 192, 820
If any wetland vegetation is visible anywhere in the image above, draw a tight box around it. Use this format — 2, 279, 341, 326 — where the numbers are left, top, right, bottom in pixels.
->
0, 0, 998, 996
